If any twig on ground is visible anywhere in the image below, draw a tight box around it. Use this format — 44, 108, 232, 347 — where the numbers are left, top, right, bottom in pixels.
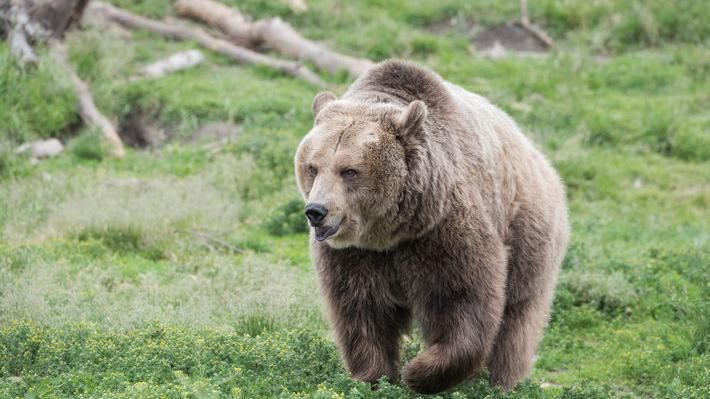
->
174, 0, 373, 77
89, 1, 327, 87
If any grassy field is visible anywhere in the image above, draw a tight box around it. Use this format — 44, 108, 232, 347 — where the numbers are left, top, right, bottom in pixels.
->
1, 0, 709, 397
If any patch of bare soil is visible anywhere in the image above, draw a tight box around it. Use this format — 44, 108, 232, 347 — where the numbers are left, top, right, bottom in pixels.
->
117, 106, 241, 150
427, 18, 550, 57
474, 22, 548, 54
118, 108, 166, 148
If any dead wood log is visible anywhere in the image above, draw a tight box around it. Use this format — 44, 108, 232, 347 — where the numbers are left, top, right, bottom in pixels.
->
174, 0, 373, 77
26, 0, 89, 37
516, 20, 555, 48
89, 1, 327, 87
175, 0, 252, 46
137, 49, 205, 79
51, 40, 125, 158
8, 6, 39, 64
3, 0, 89, 65
15, 138, 64, 159
2, 0, 88, 41
3, 0, 89, 37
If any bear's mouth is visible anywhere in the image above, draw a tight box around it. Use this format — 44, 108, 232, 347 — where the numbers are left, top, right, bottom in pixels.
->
314, 224, 340, 241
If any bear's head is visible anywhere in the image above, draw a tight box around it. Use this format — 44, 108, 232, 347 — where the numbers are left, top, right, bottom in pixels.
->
294, 91, 428, 250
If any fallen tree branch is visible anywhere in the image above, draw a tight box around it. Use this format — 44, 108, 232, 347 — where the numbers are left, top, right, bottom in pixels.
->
89, 1, 327, 87
516, 20, 554, 48
176, 0, 252, 45
518, 0, 554, 48
136, 49, 205, 79
174, 0, 373, 77
50, 40, 125, 158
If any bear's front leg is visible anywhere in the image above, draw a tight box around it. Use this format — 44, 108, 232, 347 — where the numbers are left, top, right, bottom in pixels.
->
314, 245, 411, 384
401, 219, 507, 394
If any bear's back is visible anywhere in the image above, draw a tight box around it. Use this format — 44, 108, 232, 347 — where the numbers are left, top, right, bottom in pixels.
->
343, 60, 455, 115
345, 60, 536, 156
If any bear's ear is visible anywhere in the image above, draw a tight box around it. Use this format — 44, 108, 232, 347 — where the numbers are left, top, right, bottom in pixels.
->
312, 91, 337, 117
395, 100, 427, 138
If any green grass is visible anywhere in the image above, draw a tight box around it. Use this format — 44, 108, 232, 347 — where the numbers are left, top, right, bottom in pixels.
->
0, 45, 78, 144
1, 0, 709, 397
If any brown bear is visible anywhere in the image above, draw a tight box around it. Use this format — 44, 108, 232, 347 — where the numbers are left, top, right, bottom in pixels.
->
294, 60, 569, 394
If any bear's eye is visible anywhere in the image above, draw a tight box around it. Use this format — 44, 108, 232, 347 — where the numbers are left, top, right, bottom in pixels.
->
340, 169, 358, 179
307, 165, 318, 178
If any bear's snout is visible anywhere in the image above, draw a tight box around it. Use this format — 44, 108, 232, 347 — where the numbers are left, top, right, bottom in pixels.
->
305, 203, 328, 226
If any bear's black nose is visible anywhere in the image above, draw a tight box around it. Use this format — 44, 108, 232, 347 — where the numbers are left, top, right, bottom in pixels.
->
305, 203, 328, 226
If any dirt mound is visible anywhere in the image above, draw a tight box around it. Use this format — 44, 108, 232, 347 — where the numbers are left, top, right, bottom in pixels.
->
118, 108, 165, 148
427, 18, 550, 57
473, 22, 548, 54
117, 107, 240, 149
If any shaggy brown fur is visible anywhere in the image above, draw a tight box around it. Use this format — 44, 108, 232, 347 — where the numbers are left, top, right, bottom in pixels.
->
294, 60, 569, 394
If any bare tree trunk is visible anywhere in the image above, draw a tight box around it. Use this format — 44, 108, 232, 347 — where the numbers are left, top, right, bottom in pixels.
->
51, 40, 126, 158
2, 0, 89, 65
89, 1, 326, 87
174, 0, 373, 77
29, 0, 89, 37
7, 6, 39, 64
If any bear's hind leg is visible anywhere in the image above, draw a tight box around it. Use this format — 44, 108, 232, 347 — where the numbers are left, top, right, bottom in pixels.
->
487, 202, 568, 390
486, 295, 551, 390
